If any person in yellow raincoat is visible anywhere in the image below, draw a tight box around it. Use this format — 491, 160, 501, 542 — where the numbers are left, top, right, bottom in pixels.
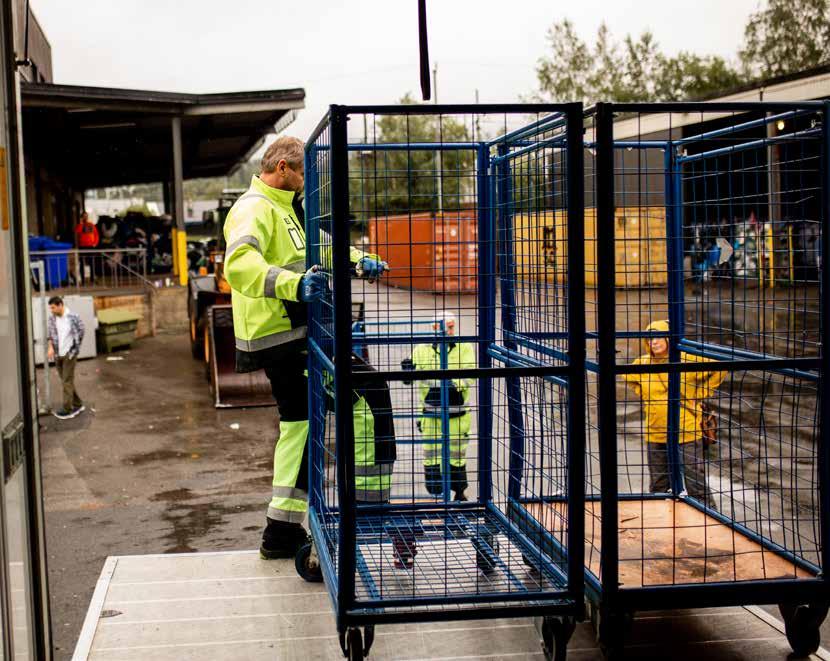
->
622, 320, 726, 506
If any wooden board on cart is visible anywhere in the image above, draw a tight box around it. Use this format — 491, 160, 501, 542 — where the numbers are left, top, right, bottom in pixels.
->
525, 498, 814, 587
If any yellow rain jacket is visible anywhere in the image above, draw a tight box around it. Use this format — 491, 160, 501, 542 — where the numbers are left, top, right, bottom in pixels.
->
623, 320, 726, 444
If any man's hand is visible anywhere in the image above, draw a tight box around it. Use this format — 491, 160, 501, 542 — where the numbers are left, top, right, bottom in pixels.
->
47, 344, 55, 362
299, 265, 327, 303
356, 257, 389, 282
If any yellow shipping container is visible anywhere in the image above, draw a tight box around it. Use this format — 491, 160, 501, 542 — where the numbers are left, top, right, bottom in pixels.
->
513, 207, 668, 288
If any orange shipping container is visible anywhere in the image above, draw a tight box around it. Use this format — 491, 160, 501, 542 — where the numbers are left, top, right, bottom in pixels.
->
368, 211, 478, 293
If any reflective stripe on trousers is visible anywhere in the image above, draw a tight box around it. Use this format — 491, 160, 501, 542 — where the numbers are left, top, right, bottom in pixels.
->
355, 463, 392, 503
420, 413, 470, 467
268, 419, 309, 523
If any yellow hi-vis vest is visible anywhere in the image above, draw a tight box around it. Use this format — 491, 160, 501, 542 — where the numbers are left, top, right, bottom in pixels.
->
410, 342, 476, 415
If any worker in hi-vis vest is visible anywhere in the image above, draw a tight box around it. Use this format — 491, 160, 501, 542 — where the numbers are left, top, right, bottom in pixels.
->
223, 136, 388, 559
402, 312, 475, 501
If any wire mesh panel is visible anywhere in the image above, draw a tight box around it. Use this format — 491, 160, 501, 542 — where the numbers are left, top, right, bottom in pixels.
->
304, 104, 584, 632
585, 101, 829, 630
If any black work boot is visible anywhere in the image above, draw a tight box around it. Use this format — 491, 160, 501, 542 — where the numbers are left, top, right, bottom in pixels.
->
260, 518, 307, 560
424, 465, 443, 497
450, 464, 468, 499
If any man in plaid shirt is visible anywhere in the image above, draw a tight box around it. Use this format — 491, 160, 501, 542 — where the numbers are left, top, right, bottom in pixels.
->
47, 296, 86, 419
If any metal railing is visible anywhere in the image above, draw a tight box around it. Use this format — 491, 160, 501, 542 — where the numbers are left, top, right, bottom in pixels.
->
28, 247, 149, 293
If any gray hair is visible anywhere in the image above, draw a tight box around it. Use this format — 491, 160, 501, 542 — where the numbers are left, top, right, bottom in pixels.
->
261, 136, 304, 173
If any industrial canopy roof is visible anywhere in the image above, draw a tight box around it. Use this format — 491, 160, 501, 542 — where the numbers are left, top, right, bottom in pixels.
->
20, 82, 305, 189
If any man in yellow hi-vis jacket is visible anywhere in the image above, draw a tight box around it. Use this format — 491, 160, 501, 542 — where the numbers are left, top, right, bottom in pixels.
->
224, 136, 387, 558
622, 320, 726, 506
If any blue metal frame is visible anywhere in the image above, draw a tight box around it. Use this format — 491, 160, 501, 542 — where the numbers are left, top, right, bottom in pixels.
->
594, 102, 621, 608
305, 146, 323, 516
580, 100, 830, 625
494, 142, 527, 502
665, 142, 685, 494
820, 100, 830, 579
307, 100, 830, 640
476, 142, 495, 505
304, 103, 586, 633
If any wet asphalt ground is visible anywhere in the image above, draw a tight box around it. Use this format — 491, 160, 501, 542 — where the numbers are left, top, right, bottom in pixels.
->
36, 283, 830, 659
38, 331, 277, 660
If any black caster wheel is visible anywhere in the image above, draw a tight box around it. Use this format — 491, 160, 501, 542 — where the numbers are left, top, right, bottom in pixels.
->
541, 616, 576, 661
294, 542, 323, 583
594, 607, 631, 661
363, 625, 375, 656
474, 534, 500, 573
779, 603, 828, 657
341, 627, 364, 660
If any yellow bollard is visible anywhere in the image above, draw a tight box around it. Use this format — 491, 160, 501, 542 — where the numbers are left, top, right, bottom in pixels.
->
171, 227, 179, 276
178, 230, 188, 286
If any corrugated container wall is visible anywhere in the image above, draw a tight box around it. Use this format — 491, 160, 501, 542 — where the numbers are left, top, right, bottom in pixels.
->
368, 210, 478, 293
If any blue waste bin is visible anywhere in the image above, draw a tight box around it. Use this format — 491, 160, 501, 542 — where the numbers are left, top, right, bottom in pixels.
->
29, 236, 72, 288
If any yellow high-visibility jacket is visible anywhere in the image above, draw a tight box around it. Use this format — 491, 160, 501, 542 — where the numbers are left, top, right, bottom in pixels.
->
622, 320, 726, 444
224, 175, 366, 353
410, 342, 476, 414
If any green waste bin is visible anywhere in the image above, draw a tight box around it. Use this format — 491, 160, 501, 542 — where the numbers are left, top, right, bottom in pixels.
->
96, 308, 141, 353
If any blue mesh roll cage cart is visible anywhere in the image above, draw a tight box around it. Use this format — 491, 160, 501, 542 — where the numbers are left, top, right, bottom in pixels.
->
303, 103, 586, 661
577, 101, 830, 658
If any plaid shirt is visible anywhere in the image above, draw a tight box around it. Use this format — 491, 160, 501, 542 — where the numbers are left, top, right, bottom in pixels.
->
48, 311, 85, 358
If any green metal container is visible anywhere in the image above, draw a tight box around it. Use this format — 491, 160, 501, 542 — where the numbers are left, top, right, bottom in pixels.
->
96, 308, 140, 353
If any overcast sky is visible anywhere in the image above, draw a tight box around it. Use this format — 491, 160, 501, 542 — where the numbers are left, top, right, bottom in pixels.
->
33, 0, 762, 143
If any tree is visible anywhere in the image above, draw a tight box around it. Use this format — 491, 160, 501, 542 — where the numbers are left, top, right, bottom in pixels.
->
534, 20, 742, 103
740, 0, 830, 79
535, 2, 830, 104
348, 94, 475, 217
655, 53, 743, 102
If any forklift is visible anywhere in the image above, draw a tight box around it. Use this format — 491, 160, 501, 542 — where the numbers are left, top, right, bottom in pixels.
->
187, 189, 276, 408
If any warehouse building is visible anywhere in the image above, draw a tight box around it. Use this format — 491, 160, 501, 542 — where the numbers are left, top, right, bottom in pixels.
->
12, 0, 304, 244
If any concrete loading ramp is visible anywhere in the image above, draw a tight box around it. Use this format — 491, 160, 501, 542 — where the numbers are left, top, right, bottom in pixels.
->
72, 550, 830, 660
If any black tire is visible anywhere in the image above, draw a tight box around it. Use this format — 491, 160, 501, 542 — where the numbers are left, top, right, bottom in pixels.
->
541, 616, 576, 661
780, 603, 824, 657
363, 625, 375, 656
596, 608, 630, 661
294, 543, 323, 583
346, 628, 364, 661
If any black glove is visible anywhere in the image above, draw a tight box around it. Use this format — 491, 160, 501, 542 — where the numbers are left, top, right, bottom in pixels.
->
401, 358, 415, 385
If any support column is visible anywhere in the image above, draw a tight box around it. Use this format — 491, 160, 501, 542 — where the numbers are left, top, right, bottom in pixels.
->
171, 116, 187, 285
162, 180, 171, 216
